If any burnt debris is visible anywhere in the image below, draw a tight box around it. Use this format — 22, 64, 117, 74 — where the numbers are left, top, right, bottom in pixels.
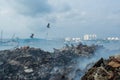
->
0, 44, 99, 80
81, 55, 120, 80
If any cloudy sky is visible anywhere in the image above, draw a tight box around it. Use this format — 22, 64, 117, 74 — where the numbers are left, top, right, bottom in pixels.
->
0, 0, 120, 38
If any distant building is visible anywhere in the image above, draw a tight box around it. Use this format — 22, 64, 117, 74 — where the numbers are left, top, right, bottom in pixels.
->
83, 34, 97, 40
84, 35, 89, 40
72, 38, 81, 42
107, 37, 119, 41
64, 37, 81, 43
65, 37, 71, 42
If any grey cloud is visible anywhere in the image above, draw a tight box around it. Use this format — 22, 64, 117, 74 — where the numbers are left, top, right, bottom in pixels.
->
60, 4, 71, 12
114, 10, 120, 15
1, 0, 120, 38
46, 16, 57, 23
8, 0, 52, 16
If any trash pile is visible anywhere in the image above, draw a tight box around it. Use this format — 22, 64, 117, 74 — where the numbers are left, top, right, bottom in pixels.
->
81, 55, 120, 80
0, 43, 99, 80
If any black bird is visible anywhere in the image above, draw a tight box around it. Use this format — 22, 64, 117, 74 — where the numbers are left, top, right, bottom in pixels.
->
47, 23, 50, 28
30, 33, 34, 39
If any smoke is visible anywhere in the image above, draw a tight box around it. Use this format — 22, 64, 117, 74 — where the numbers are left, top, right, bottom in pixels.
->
74, 42, 120, 80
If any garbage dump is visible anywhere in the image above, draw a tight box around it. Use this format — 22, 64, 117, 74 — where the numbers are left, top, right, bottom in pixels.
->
0, 44, 99, 80
81, 55, 120, 80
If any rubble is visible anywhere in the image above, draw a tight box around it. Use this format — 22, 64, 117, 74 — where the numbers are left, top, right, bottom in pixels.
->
0, 43, 99, 80
81, 55, 120, 80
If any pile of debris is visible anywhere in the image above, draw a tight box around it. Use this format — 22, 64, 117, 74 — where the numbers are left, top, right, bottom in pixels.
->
0, 44, 99, 80
81, 55, 120, 80
0, 46, 53, 80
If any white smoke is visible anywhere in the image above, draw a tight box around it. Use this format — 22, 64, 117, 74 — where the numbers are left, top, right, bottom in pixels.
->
74, 41, 120, 80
